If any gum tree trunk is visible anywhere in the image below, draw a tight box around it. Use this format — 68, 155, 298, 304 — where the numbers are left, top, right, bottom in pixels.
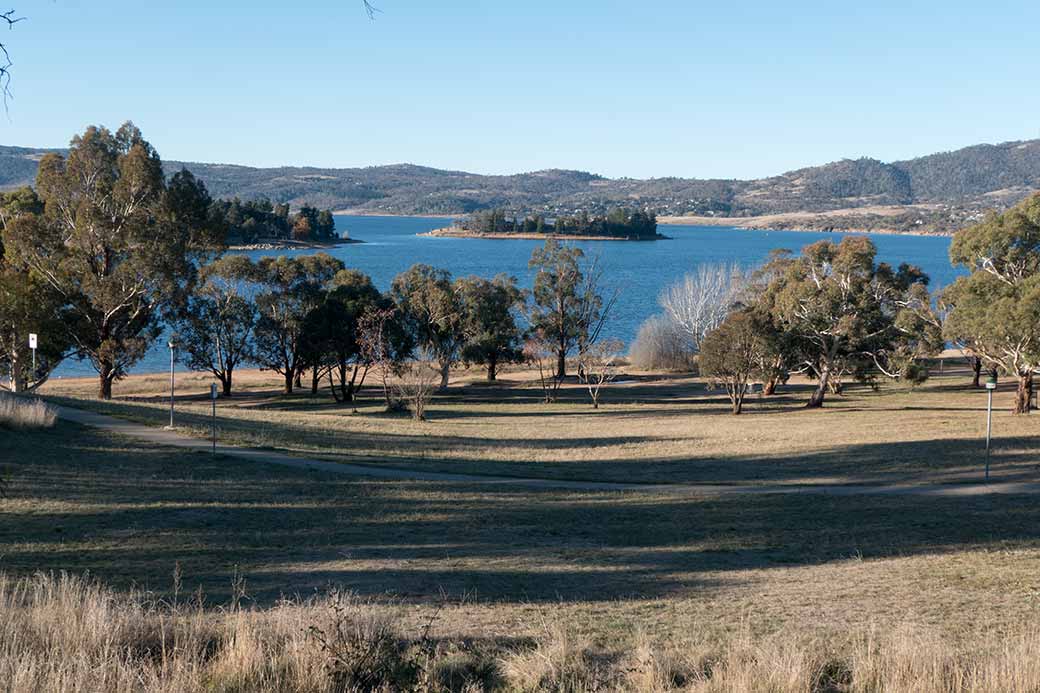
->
438, 360, 451, 390
487, 356, 497, 382
8, 347, 24, 393
556, 350, 567, 380
806, 366, 830, 409
98, 360, 115, 400
763, 375, 779, 396
1014, 372, 1033, 414
971, 357, 982, 387
283, 370, 294, 395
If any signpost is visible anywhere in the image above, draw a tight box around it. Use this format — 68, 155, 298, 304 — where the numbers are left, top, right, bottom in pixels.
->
985, 373, 997, 481
210, 383, 218, 454
28, 333, 37, 376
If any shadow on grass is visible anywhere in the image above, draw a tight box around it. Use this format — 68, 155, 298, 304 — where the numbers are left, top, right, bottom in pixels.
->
4, 422, 1040, 605
42, 387, 1040, 486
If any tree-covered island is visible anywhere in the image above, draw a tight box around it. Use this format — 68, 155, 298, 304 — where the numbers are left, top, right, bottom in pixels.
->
429, 207, 667, 240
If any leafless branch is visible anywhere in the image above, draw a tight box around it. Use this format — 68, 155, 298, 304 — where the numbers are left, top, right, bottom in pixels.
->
362, 1, 382, 19
0, 9, 25, 110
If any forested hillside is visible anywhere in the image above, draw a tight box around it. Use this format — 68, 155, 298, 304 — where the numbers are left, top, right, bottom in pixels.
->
1, 138, 1038, 230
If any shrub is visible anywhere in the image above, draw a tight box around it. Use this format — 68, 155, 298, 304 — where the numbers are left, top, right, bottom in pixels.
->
0, 393, 57, 430
628, 315, 697, 371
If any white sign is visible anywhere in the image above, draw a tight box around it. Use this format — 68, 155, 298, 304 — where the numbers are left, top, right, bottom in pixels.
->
211, 383, 218, 400
28, 333, 37, 349
985, 381, 997, 390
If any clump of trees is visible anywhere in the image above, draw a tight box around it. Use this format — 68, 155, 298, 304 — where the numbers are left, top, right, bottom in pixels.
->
209, 198, 338, 245
698, 237, 942, 412
944, 193, 1040, 413
461, 207, 660, 240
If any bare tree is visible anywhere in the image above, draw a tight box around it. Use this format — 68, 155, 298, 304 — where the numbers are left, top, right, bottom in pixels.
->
523, 332, 562, 403
395, 346, 437, 421
575, 253, 620, 382
358, 306, 401, 411
659, 263, 751, 353
581, 338, 624, 409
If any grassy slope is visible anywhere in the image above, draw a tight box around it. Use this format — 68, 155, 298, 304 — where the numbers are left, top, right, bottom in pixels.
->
3, 402, 1040, 646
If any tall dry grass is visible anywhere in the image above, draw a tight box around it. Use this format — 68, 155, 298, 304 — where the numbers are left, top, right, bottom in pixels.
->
2, 571, 1040, 692
0, 392, 57, 430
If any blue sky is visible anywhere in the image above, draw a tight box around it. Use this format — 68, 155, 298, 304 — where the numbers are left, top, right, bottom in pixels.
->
3, 0, 1038, 179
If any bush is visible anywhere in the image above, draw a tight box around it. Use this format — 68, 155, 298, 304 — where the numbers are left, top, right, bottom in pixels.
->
628, 315, 697, 371
0, 393, 57, 430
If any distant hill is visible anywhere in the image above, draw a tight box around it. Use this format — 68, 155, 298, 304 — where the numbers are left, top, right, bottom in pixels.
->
2, 138, 1039, 232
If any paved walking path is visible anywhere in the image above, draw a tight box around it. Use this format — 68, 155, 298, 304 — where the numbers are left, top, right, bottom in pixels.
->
56, 404, 1040, 497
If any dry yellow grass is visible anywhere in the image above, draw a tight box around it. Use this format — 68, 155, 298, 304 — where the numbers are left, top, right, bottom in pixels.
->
0, 392, 57, 430
5, 571, 1040, 692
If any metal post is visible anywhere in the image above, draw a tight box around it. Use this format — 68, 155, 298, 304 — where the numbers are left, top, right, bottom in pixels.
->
28, 333, 37, 388
168, 340, 176, 428
985, 388, 993, 482
211, 383, 217, 454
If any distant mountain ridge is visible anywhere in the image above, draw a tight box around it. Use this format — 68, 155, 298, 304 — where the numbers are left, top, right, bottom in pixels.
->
2, 138, 1038, 230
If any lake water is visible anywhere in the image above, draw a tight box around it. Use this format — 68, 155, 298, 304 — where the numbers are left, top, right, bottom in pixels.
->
53, 215, 958, 378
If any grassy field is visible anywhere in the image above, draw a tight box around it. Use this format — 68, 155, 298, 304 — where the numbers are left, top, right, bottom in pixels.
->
41, 357, 1040, 486
5, 358, 1040, 689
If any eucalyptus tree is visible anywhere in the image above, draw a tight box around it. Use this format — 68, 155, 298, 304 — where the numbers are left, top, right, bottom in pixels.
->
763, 236, 941, 408
944, 194, 1040, 413
302, 269, 392, 403
3, 123, 220, 399
174, 256, 259, 397
456, 274, 525, 381
253, 254, 344, 395
527, 239, 585, 378
0, 187, 72, 392
391, 264, 464, 390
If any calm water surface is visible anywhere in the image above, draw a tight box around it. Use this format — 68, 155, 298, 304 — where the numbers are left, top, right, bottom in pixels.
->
54, 215, 957, 377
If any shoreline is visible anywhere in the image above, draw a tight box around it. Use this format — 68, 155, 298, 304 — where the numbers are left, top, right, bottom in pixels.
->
228, 237, 364, 251
420, 227, 670, 241
334, 210, 461, 219
656, 212, 953, 237
335, 211, 952, 238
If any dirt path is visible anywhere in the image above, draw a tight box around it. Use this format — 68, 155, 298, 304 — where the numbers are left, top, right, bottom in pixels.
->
56, 404, 1037, 497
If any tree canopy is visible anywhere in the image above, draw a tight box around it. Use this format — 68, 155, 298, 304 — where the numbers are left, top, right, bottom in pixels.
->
944, 193, 1040, 413
2, 123, 220, 398
759, 236, 940, 407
